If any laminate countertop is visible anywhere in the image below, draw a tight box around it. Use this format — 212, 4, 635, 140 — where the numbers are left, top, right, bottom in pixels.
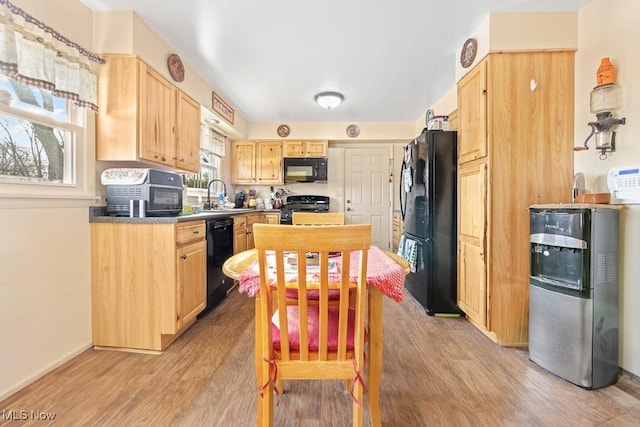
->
88, 206, 281, 224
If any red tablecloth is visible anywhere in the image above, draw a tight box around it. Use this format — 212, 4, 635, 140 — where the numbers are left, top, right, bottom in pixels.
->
238, 245, 406, 302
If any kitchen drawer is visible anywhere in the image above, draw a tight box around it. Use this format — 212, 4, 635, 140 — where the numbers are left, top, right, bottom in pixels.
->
176, 221, 205, 245
246, 213, 261, 226
234, 215, 247, 227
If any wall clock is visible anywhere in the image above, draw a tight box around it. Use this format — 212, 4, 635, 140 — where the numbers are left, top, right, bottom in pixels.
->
277, 124, 290, 137
167, 53, 185, 82
460, 38, 477, 69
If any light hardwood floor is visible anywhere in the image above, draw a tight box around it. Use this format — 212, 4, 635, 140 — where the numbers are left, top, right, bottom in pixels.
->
2, 289, 640, 426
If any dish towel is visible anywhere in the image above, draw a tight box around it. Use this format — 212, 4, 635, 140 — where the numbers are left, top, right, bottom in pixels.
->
397, 235, 418, 273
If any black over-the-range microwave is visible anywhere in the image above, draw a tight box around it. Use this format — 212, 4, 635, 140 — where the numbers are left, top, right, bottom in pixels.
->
283, 157, 328, 183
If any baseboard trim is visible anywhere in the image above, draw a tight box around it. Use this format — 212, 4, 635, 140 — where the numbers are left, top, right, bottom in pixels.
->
621, 368, 640, 384
0, 343, 92, 402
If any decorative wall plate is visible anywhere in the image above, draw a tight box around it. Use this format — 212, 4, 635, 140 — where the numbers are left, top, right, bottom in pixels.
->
346, 124, 360, 138
277, 124, 290, 137
460, 38, 477, 69
425, 109, 434, 126
167, 53, 185, 82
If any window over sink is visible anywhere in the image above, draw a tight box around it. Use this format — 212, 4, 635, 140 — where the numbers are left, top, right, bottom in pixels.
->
183, 123, 226, 189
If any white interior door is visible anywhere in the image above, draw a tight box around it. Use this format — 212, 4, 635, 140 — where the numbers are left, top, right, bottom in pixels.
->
344, 147, 391, 250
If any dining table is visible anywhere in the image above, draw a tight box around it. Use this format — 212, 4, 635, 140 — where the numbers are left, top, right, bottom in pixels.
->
222, 245, 409, 426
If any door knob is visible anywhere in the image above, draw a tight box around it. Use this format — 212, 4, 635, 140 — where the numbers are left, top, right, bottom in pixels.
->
346, 200, 351, 204
346, 207, 352, 211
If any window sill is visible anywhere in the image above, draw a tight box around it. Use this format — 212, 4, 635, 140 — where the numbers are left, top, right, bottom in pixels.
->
0, 193, 100, 209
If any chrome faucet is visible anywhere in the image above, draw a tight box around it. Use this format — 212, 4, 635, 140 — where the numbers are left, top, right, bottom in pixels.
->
572, 173, 585, 203
206, 179, 227, 210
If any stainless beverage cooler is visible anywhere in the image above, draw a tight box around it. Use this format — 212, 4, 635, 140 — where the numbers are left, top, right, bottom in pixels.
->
528, 205, 620, 389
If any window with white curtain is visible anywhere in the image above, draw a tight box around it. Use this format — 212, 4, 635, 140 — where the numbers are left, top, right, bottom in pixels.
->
0, 75, 82, 186
183, 125, 226, 189
0, 0, 101, 197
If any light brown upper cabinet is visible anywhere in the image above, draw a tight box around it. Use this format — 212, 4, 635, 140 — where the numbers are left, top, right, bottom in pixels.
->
283, 140, 328, 157
175, 91, 201, 173
457, 61, 487, 164
456, 51, 575, 346
96, 54, 201, 173
231, 140, 283, 185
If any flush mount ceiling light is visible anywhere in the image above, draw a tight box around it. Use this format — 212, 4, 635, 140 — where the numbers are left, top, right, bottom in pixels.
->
314, 91, 344, 109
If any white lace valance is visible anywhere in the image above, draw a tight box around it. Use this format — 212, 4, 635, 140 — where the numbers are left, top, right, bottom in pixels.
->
201, 125, 226, 157
0, 0, 104, 111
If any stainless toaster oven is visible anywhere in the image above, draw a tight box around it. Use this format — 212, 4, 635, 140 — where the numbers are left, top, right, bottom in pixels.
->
104, 169, 183, 216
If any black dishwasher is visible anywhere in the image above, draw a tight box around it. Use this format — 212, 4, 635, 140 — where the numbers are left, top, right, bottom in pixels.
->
199, 217, 234, 317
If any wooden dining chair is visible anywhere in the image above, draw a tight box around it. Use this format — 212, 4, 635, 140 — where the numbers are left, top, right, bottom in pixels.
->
252, 223, 372, 426
292, 211, 345, 225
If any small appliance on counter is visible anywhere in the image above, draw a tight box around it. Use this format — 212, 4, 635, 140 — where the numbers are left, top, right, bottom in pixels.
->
234, 190, 246, 208
247, 188, 257, 208
102, 168, 183, 217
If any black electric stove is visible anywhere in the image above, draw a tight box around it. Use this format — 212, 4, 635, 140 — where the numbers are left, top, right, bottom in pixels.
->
280, 195, 330, 224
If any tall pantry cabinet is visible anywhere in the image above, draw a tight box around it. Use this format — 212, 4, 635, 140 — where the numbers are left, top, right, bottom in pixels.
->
456, 51, 574, 346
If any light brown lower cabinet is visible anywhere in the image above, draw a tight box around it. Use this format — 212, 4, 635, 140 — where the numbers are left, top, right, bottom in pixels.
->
263, 212, 280, 224
457, 161, 487, 328
232, 212, 279, 255
91, 221, 206, 352
233, 215, 248, 254
245, 213, 262, 249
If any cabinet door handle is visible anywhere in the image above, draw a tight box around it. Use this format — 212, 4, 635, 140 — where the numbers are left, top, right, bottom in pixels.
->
181, 254, 187, 259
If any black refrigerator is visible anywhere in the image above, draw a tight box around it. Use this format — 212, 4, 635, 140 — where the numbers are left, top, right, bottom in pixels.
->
398, 129, 463, 316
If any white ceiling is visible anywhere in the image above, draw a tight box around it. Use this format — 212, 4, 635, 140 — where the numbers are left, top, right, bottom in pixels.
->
81, 0, 588, 123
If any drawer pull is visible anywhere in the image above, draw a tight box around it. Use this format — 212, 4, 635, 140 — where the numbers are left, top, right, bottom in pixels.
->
181, 254, 187, 259
193, 230, 200, 234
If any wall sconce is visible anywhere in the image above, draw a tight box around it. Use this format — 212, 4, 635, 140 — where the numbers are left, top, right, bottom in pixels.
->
575, 58, 627, 160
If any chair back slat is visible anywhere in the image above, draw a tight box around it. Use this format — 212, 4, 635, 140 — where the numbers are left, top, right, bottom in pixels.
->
296, 263, 310, 361
253, 223, 371, 426
292, 212, 345, 225
253, 224, 371, 364
337, 253, 351, 359
274, 249, 290, 360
